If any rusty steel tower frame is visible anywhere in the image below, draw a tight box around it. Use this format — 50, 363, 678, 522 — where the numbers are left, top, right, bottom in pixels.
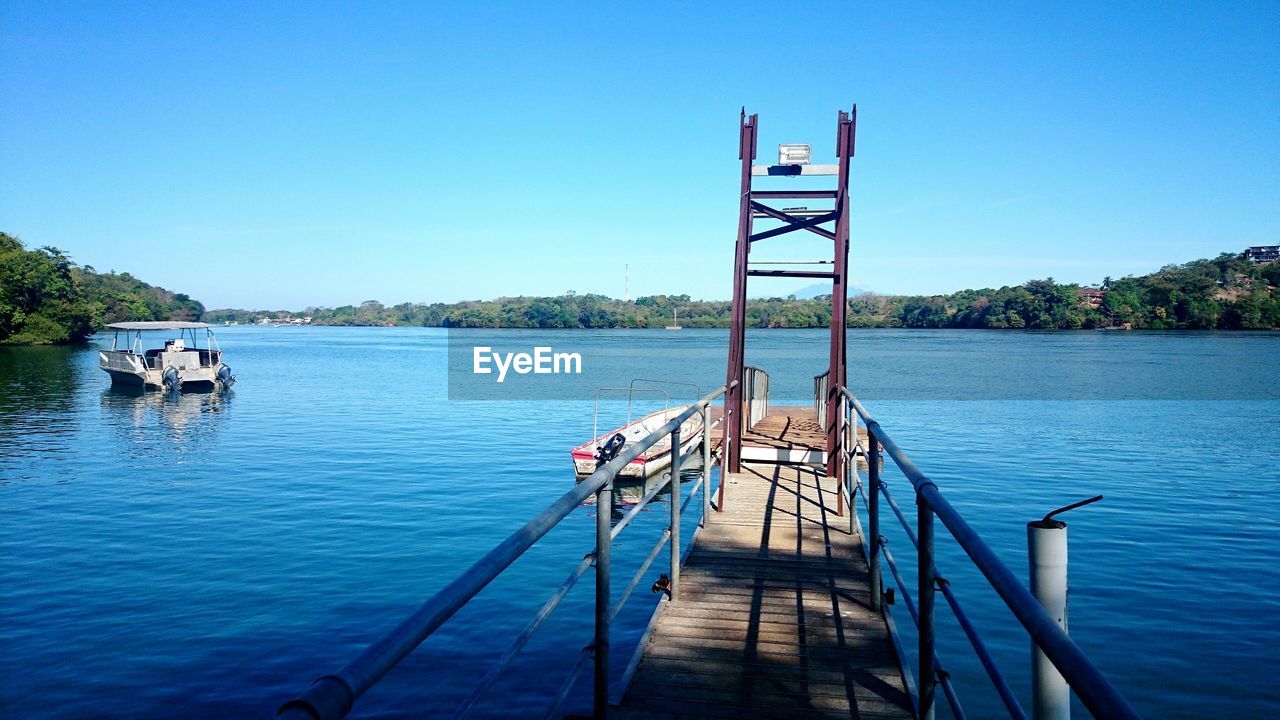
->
722, 107, 857, 478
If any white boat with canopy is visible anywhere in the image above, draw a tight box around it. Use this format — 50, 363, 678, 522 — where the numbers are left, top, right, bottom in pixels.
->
99, 321, 236, 392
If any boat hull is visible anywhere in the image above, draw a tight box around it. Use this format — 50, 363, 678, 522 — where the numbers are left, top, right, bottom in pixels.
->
571, 432, 702, 479
103, 367, 148, 387
99, 351, 227, 392
571, 406, 705, 479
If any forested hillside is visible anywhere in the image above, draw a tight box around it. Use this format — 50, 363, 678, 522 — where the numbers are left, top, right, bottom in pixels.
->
5, 228, 1275, 345
851, 253, 1280, 330
209, 252, 1280, 331
0, 232, 204, 344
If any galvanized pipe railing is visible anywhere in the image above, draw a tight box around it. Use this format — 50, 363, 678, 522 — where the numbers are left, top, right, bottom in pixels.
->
743, 365, 769, 430
814, 370, 829, 428
837, 387, 1139, 720
277, 383, 733, 720
873, 478, 1027, 719
451, 555, 595, 720
878, 538, 967, 719
610, 529, 669, 623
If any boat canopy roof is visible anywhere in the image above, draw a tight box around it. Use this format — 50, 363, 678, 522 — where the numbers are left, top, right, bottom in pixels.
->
106, 321, 211, 330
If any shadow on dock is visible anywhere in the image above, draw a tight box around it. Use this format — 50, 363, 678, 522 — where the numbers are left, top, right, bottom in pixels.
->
619, 461, 912, 719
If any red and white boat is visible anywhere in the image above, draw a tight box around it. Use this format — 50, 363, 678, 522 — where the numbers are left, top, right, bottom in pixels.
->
571, 405, 705, 479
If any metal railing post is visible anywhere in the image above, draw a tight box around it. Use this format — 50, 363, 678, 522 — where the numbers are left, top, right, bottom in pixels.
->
594, 479, 612, 718
716, 430, 727, 513
919, 492, 937, 720
669, 426, 681, 602
845, 404, 855, 533
868, 432, 882, 612
835, 400, 844, 517
701, 405, 711, 526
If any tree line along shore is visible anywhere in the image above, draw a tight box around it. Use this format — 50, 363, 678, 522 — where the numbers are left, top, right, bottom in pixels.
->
3, 230, 1278, 345
1, 232, 203, 345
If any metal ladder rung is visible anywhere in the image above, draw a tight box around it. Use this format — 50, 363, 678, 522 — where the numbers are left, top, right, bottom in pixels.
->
748, 260, 833, 265
751, 208, 832, 219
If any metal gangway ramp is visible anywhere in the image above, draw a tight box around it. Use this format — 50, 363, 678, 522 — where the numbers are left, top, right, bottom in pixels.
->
618, 460, 912, 720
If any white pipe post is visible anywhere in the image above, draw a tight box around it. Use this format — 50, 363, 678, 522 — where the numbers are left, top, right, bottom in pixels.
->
1028, 518, 1070, 720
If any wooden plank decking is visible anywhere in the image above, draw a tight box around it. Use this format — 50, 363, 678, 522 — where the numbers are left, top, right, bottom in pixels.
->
710, 407, 868, 465
741, 407, 827, 451
617, 424, 912, 720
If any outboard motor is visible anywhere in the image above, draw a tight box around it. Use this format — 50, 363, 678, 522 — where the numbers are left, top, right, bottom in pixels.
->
594, 433, 627, 467
162, 366, 181, 393
216, 365, 236, 389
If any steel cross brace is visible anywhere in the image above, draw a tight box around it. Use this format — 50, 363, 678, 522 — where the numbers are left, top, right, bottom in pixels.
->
748, 206, 839, 243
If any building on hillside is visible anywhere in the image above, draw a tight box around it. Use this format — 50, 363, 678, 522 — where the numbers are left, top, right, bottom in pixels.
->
1245, 245, 1279, 264
1077, 288, 1106, 309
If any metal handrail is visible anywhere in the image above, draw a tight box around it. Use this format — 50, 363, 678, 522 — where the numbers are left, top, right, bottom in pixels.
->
871, 478, 1027, 719
610, 469, 705, 625
836, 386, 1139, 720
743, 365, 769, 429
452, 555, 594, 720
277, 383, 733, 720
877, 538, 966, 720
611, 529, 670, 623
814, 370, 829, 427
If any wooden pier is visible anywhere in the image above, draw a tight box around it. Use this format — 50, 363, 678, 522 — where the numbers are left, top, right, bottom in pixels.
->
274, 107, 1138, 720
618, 411, 912, 720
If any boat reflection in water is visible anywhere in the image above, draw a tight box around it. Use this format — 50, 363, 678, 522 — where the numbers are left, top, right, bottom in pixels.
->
99, 384, 232, 459
575, 456, 707, 524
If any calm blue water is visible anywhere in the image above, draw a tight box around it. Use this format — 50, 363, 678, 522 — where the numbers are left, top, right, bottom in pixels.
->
1, 328, 1277, 718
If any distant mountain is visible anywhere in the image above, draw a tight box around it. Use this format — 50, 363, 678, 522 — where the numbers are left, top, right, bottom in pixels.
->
788, 283, 871, 299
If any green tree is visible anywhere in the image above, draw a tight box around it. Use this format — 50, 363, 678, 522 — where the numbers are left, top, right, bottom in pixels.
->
0, 233, 94, 344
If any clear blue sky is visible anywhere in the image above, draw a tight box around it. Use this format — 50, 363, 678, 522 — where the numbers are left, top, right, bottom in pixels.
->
2, 2, 1277, 309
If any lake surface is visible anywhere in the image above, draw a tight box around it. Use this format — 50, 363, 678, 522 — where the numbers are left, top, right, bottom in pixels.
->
1, 327, 1277, 719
